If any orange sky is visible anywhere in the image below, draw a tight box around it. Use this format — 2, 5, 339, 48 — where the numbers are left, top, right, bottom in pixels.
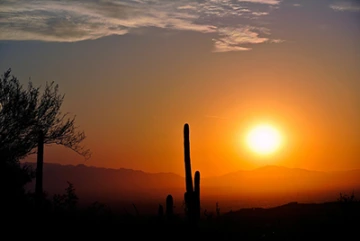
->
1, 0, 359, 177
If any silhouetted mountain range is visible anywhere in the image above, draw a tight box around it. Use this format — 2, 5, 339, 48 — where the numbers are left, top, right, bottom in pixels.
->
203, 165, 360, 193
23, 162, 360, 210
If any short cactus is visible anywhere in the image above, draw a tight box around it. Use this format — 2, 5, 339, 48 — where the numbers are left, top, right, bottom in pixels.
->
158, 204, 164, 222
166, 194, 174, 220
158, 204, 164, 216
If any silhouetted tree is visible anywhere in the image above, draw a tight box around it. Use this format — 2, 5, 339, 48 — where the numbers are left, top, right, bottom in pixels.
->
0, 68, 91, 162
0, 68, 90, 209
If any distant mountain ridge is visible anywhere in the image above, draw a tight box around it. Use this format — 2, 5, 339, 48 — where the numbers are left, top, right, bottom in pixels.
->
22, 162, 360, 209
23, 162, 185, 199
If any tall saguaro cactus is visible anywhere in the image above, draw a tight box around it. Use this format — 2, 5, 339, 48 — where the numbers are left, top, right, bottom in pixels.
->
184, 124, 193, 194
35, 130, 44, 208
183, 123, 201, 224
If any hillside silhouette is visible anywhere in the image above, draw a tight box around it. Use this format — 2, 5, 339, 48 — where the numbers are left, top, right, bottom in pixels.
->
23, 162, 360, 212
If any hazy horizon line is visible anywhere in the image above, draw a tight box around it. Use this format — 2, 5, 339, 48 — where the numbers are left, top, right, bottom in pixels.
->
22, 161, 360, 178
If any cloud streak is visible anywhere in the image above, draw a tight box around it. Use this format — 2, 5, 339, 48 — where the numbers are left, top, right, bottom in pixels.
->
330, 1, 360, 12
213, 26, 269, 52
0, 0, 284, 52
238, 0, 281, 5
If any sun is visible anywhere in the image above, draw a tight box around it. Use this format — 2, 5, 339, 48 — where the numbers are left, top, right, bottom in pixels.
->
246, 124, 282, 155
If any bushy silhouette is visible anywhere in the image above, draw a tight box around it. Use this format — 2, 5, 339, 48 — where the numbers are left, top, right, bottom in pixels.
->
338, 191, 359, 222
216, 202, 221, 218
338, 192, 357, 203
53, 181, 78, 212
204, 208, 213, 221
0, 160, 35, 211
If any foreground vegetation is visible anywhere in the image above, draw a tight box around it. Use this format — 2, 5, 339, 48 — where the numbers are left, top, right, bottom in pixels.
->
3, 184, 360, 240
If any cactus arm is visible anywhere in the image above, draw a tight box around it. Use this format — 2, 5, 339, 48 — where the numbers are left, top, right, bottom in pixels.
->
194, 170, 200, 221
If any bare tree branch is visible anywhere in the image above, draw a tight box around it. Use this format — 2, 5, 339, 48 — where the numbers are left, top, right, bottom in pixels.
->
0, 68, 91, 163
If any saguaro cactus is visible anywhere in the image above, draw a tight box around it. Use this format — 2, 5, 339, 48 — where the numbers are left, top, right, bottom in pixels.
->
166, 194, 174, 220
184, 124, 193, 194
183, 123, 201, 224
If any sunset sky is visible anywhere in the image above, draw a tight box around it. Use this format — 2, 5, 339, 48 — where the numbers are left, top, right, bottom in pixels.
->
1, 0, 359, 177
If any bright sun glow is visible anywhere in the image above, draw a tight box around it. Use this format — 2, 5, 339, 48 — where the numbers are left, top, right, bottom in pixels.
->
246, 124, 282, 155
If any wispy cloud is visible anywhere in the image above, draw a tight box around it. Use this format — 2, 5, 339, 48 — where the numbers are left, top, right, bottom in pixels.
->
213, 26, 269, 52
270, 39, 285, 43
238, 0, 281, 5
330, 1, 360, 12
252, 12, 269, 16
0, 0, 284, 52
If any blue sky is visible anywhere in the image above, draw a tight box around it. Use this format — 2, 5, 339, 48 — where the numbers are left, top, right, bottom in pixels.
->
0, 0, 359, 176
